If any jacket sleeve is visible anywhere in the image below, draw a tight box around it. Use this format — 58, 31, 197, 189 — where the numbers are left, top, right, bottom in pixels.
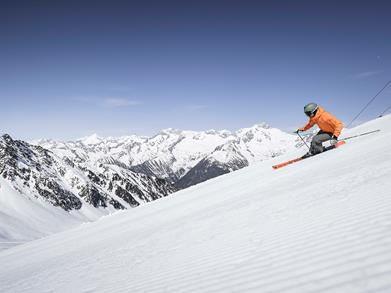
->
332, 117, 343, 137
301, 119, 315, 131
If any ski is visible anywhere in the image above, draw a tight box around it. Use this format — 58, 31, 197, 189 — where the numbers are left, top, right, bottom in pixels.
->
272, 141, 346, 169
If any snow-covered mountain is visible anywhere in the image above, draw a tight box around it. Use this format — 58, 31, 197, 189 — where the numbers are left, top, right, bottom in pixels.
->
1, 115, 390, 292
34, 123, 300, 187
0, 134, 175, 248
0, 123, 300, 248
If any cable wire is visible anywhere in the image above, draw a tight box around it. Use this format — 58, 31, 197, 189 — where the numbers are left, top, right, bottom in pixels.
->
379, 103, 391, 117
346, 79, 391, 128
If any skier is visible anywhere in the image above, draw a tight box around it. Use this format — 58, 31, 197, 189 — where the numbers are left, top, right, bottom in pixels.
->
296, 103, 343, 157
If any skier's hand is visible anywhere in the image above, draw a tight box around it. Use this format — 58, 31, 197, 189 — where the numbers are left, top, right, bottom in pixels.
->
295, 128, 303, 134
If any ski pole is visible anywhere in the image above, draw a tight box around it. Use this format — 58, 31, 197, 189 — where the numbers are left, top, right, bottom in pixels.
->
339, 129, 380, 141
296, 132, 310, 150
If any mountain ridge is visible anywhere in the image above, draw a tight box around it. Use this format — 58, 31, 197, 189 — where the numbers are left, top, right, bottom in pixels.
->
32, 123, 300, 187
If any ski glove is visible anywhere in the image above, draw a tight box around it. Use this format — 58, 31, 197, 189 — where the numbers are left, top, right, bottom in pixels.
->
330, 135, 338, 145
295, 129, 303, 134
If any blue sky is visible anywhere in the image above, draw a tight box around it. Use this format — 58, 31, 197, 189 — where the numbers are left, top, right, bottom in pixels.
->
0, 0, 390, 140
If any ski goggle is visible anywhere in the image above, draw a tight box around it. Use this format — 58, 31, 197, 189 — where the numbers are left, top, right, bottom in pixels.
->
305, 110, 316, 117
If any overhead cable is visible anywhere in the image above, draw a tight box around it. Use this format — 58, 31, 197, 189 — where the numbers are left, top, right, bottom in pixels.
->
347, 78, 391, 128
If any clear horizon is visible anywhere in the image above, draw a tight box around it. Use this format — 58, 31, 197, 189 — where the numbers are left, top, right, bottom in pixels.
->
1, 0, 390, 140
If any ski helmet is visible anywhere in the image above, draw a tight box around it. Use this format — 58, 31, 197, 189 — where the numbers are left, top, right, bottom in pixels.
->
304, 103, 318, 117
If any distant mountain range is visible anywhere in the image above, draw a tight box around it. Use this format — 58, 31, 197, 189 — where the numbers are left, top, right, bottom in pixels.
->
33, 123, 300, 189
0, 123, 303, 246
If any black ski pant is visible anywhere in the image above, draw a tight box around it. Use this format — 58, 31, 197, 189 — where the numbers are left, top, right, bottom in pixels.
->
310, 130, 332, 155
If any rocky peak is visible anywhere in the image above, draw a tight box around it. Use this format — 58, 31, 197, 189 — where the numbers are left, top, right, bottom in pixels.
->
1, 133, 14, 143
1, 134, 176, 212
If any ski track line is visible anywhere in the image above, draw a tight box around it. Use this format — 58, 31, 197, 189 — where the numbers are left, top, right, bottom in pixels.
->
236, 269, 391, 293
207, 261, 391, 293
129, 254, 391, 293
214, 250, 391, 288
124, 219, 391, 291
126, 241, 391, 293
366, 284, 391, 293
133, 214, 391, 280
194, 204, 391, 261
128, 215, 389, 281
124, 256, 391, 293
121, 193, 390, 290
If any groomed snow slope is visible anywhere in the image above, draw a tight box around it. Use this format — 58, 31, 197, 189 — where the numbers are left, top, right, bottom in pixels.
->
1, 115, 391, 293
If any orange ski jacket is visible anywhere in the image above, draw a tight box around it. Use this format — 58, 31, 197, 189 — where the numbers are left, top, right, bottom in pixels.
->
300, 106, 343, 137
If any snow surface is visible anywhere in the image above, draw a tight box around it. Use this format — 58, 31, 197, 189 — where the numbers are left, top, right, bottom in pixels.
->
0, 176, 106, 251
1, 115, 391, 292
